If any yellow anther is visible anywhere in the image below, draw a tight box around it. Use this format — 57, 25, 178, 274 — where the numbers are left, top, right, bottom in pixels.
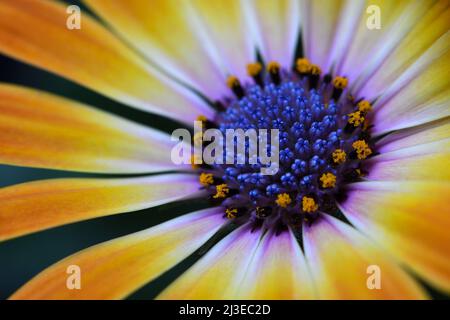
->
193, 130, 203, 141
196, 115, 208, 122
247, 62, 263, 77
199, 173, 214, 186
320, 172, 337, 188
214, 184, 230, 199
356, 169, 363, 176
190, 154, 201, 169
302, 196, 318, 213
226, 75, 240, 89
332, 149, 347, 164
296, 58, 311, 73
363, 118, 370, 131
310, 64, 322, 75
352, 140, 373, 160
333, 76, 348, 89
193, 131, 203, 147
357, 100, 372, 113
275, 193, 291, 208
225, 208, 238, 219
348, 111, 365, 127
267, 61, 281, 74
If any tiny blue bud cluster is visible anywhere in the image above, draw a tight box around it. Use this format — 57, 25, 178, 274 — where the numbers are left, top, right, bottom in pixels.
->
200, 66, 373, 229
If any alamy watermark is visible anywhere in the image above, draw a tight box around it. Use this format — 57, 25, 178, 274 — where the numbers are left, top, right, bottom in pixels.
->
66, 264, 81, 290
66, 5, 81, 30
366, 5, 381, 30
171, 121, 280, 175
366, 264, 381, 290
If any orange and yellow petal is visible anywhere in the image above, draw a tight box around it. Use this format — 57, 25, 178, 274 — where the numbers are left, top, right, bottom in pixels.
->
83, 0, 228, 99
235, 229, 316, 299
368, 125, 450, 181
372, 48, 450, 134
366, 153, 450, 181
376, 118, 450, 153
10, 208, 224, 299
0, 84, 184, 173
303, 215, 428, 299
368, 112, 450, 180
340, 181, 450, 293
0, 174, 203, 241
338, 0, 438, 88
0, 0, 213, 124
359, 1, 450, 101
158, 224, 262, 299
244, 0, 301, 68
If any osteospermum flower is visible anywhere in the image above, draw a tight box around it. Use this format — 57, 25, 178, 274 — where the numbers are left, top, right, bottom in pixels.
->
0, 0, 449, 300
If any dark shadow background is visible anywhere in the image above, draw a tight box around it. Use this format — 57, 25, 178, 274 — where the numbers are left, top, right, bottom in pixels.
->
0, 0, 446, 300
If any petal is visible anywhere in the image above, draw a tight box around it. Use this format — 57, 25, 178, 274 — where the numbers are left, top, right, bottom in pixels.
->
157, 224, 262, 299
189, 0, 255, 80
340, 181, 450, 293
83, 0, 228, 99
372, 49, 450, 133
0, 84, 184, 173
367, 120, 450, 181
0, 174, 202, 241
0, 0, 214, 124
374, 140, 450, 160
366, 153, 450, 182
321, 0, 366, 73
236, 229, 316, 299
302, 0, 345, 71
243, 0, 301, 68
303, 215, 428, 299
338, 0, 438, 89
358, 2, 450, 100
10, 208, 225, 299
376, 118, 450, 153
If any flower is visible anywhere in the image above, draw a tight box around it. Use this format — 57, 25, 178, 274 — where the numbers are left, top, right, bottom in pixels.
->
0, 0, 449, 300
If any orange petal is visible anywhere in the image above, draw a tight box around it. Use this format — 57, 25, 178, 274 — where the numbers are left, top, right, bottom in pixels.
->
303, 215, 427, 299
10, 208, 225, 299
83, 0, 228, 99
0, 174, 202, 241
158, 224, 262, 299
340, 181, 450, 293
0, 84, 186, 173
0, 0, 213, 124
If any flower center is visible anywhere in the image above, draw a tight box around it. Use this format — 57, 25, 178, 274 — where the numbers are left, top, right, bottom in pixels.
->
195, 58, 374, 232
